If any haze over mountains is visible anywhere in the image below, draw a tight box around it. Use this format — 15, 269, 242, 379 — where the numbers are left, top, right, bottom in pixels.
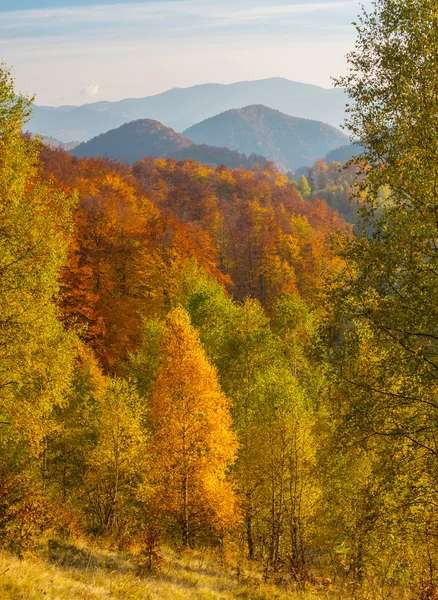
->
29, 78, 348, 143
184, 105, 348, 171
71, 120, 191, 164
323, 143, 364, 164
70, 119, 268, 170
70, 105, 347, 171
30, 134, 80, 152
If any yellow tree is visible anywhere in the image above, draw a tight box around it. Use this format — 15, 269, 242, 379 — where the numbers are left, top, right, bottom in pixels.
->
84, 378, 147, 535
0, 63, 75, 551
0, 64, 74, 473
149, 307, 238, 547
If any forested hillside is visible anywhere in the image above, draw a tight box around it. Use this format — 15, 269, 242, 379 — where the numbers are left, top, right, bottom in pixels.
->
2, 63, 348, 593
71, 119, 193, 163
183, 104, 348, 170
2, 1, 438, 598
292, 155, 361, 222
70, 118, 268, 169
39, 145, 344, 371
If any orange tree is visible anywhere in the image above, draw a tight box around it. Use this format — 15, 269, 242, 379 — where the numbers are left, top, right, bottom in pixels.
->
148, 307, 239, 546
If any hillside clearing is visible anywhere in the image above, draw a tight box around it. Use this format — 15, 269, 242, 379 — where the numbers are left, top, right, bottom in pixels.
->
0, 542, 329, 600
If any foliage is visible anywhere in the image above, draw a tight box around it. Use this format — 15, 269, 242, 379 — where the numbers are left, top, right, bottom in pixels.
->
83, 378, 147, 535
330, 0, 438, 589
0, 64, 75, 483
3, 3, 438, 590
147, 307, 239, 546
292, 156, 360, 222
133, 156, 346, 307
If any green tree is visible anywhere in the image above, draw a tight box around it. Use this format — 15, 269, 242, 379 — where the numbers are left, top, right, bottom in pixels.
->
298, 175, 311, 199
333, 0, 438, 586
46, 343, 106, 507
84, 378, 147, 535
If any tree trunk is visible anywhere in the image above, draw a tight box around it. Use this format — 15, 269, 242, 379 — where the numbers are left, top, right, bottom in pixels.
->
246, 515, 254, 560
182, 471, 189, 547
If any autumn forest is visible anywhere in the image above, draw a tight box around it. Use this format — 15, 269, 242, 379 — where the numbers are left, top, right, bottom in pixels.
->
1, 1, 438, 599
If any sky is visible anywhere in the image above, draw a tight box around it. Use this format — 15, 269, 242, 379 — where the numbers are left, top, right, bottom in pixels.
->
0, 0, 371, 106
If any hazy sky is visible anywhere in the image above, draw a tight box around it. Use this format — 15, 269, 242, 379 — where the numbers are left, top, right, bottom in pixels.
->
0, 0, 371, 106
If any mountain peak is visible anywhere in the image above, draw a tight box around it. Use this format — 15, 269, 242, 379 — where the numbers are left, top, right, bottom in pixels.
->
69, 118, 269, 170
183, 105, 348, 171
29, 78, 347, 143
71, 119, 193, 164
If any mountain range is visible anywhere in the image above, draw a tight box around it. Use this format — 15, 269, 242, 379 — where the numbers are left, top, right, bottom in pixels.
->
28, 78, 348, 143
70, 119, 268, 170
30, 134, 80, 152
183, 105, 348, 171
70, 106, 347, 171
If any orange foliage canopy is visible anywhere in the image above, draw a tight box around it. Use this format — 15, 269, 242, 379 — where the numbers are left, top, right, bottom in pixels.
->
148, 307, 239, 546
133, 157, 348, 306
39, 147, 347, 372
39, 148, 227, 371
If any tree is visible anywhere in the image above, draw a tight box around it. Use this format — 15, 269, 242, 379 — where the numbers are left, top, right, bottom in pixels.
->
314, 159, 329, 191
333, 0, 438, 586
148, 307, 238, 547
298, 175, 311, 199
46, 342, 106, 507
84, 378, 147, 535
0, 63, 77, 553
0, 63, 75, 474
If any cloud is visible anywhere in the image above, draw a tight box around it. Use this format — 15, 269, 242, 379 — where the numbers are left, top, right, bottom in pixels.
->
225, 2, 356, 23
81, 83, 100, 98
0, 1, 358, 32
0, 0, 371, 105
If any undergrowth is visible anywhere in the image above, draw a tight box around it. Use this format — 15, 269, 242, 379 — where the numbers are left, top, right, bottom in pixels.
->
0, 539, 329, 600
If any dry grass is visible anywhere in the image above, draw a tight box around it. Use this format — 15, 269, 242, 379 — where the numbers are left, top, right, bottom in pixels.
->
0, 540, 329, 600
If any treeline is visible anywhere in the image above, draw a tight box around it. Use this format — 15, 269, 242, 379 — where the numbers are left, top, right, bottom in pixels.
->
170, 143, 268, 171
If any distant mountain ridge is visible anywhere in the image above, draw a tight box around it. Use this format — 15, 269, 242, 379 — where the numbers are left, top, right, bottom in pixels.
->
30, 133, 80, 151
170, 144, 268, 170
183, 105, 348, 171
323, 143, 364, 164
28, 78, 348, 142
70, 119, 269, 169
71, 119, 192, 164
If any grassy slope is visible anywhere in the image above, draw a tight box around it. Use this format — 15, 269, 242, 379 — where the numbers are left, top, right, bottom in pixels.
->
0, 542, 327, 600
